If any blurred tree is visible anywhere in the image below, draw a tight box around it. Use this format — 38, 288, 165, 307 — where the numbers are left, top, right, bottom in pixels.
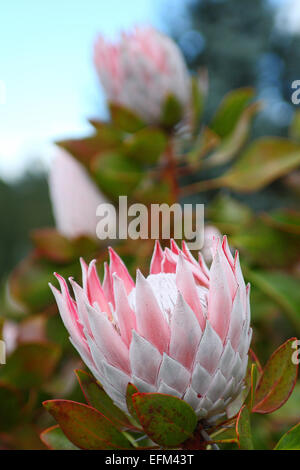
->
0, 172, 54, 281
170, 0, 300, 135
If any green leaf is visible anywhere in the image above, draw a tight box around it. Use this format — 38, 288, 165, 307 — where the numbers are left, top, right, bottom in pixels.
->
133, 178, 172, 205
262, 209, 300, 235
40, 425, 79, 450
0, 280, 25, 320
208, 194, 253, 234
219, 138, 300, 192
160, 94, 183, 128
274, 422, 300, 450
88, 120, 124, 144
46, 314, 71, 350
132, 393, 197, 447
190, 74, 206, 130
205, 101, 260, 167
187, 127, 220, 164
75, 369, 131, 429
210, 87, 255, 138
232, 219, 300, 269
92, 152, 143, 199
210, 426, 238, 448
246, 270, 300, 335
0, 342, 61, 389
43, 400, 133, 450
9, 256, 82, 314
253, 338, 298, 414
124, 128, 167, 164
236, 405, 254, 449
109, 103, 145, 133
245, 363, 258, 411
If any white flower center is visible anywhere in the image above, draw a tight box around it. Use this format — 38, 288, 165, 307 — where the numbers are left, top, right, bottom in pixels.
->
129, 272, 208, 323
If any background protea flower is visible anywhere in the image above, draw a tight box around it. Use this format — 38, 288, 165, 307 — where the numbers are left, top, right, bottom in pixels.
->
48, 148, 109, 239
202, 225, 222, 264
50, 237, 251, 422
93, 26, 190, 124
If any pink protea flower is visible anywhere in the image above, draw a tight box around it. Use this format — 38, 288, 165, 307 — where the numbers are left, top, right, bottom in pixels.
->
93, 26, 190, 124
48, 148, 109, 239
50, 237, 251, 422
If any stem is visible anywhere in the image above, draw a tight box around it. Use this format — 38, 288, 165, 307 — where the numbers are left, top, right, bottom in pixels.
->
164, 138, 179, 203
200, 429, 220, 450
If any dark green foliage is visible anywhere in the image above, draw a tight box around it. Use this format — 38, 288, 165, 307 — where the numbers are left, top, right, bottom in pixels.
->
0, 172, 54, 281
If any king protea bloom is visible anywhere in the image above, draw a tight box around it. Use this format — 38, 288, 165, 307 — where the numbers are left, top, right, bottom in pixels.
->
50, 237, 251, 422
93, 26, 190, 124
49, 148, 109, 239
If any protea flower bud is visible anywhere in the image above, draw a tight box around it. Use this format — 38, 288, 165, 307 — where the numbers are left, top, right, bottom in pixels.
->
50, 237, 251, 422
93, 26, 190, 124
48, 148, 108, 239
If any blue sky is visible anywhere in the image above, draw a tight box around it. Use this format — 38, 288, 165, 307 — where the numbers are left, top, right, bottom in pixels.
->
0, 0, 296, 181
0, 0, 186, 180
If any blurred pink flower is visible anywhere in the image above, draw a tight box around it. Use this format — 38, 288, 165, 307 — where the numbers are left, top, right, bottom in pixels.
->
48, 148, 108, 239
2, 321, 18, 355
94, 26, 190, 123
202, 225, 223, 264
50, 237, 251, 422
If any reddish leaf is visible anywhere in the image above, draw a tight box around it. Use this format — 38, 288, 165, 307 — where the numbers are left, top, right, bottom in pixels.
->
43, 400, 133, 450
75, 369, 132, 429
57, 129, 122, 165
249, 348, 263, 374
32, 229, 99, 264
31, 229, 75, 263
132, 393, 197, 448
253, 338, 298, 414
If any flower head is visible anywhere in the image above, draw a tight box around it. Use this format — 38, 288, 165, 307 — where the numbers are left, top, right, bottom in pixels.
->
48, 148, 108, 239
94, 26, 190, 124
50, 237, 251, 422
